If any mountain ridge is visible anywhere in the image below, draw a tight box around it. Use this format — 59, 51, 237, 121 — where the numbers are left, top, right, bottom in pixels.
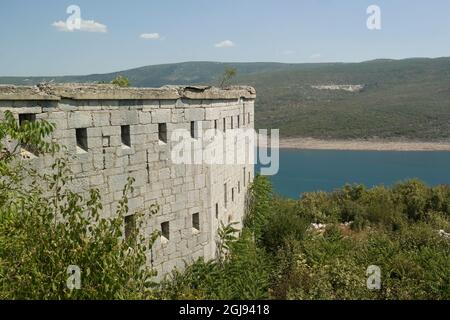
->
1, 57, 450, 141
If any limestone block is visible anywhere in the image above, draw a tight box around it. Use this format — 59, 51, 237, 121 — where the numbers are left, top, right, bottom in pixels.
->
132, 133, 147, 145
185, 108, 205, 121
172, 194, 186, 207
130, 150, 146, 165
159, 149, 170, 161
146, 151, 159, 163
110, 110, 138, 125
188, 190, 200, 203
101, 125, 120, 136
158, 168, 171, 181
145, 190, 162, 202
139, 111, 152, 124
109, 136, 122, 147
92, 111, 111, 127
68, 111, 93, 128
146, 133, 159, 143
81, 161, 94, 173
194, 174, 205, 189
163, 180, 174, 190
45, 113, 66, 130
109, 174, 129, 192
176, 240, 188, 252
151, 109, 171, 123
172, 186, 182, 196
151, 182, 163, 191
113, 191, 124, 201
57, 100, 77, 111
74, 150, 91, 163
171, 109, 185, 123
71, 163, 83, 175
165, 195, 175, 205
128, 196, 144, 212
173, 165, 186, 177
70, 177, 90, 193
116, 146, 134, 156
93, 154, 105, 170
8, 106, 43, 114
162, 188, 172, 197
90, 174, 105, 186
173, 177, 183, 186
87, 136, 102, 149
87, 127, 102, 137
103, 166, 124, 177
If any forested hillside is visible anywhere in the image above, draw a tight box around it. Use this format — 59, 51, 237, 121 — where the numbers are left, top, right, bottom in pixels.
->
2, 58, 450, 140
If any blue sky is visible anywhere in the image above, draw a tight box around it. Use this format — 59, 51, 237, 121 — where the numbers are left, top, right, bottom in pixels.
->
1, 0, 450, 76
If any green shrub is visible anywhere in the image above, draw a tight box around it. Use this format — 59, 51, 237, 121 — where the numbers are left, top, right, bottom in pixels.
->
261, 202, 309, 254
0, 112, 157, 299
393, 179, 430, 221
159, 227, 271, 300
297, 191, 340, 223
111, 75, 130, 87
245, 175, 273, 241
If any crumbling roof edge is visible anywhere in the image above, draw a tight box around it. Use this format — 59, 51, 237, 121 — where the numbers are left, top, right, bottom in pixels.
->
0, 83, 256, 101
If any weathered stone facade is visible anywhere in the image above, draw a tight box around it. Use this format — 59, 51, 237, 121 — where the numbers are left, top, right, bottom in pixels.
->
0, 84, 255, 277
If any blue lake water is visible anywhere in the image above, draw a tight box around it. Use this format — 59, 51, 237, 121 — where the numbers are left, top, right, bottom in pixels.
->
256, 149, 450, 199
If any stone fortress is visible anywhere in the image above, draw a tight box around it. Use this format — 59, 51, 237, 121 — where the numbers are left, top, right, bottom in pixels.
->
0, 83, 256, 277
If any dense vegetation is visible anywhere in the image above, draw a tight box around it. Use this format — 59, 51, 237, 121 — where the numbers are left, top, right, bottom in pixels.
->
0, 112, 158, 299
2, 58, 450, 140
159, 176, 450, 300
0, 114, 449, 299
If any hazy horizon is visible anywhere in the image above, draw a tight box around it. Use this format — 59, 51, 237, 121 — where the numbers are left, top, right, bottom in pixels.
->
1, 56, 449, 78
2, 0, 450, 76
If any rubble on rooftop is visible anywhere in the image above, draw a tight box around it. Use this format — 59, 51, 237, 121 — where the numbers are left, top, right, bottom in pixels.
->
0, 83, 256, 101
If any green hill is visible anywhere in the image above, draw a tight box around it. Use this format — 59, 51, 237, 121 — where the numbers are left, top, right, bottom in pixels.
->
2, 58, 450, 140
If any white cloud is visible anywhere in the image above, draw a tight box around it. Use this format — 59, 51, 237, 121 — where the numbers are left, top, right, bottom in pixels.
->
140, 33, 161, 40
310, 53, 322, 59
214, 40, 235, 48
52, 19, 107, 33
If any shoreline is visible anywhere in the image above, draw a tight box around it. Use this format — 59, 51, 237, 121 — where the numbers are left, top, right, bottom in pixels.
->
260, 137, 450, 151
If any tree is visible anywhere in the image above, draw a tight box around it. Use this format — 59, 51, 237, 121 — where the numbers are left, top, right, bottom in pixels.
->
218, 67, 237, 88
0, 111, 158, 299
111, 75, 131, 87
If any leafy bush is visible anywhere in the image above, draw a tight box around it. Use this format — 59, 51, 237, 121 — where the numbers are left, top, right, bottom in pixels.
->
245, 175, 273, 242
261, 200, 309, 254
392, 179, 430, 221
296, 191, 340, 223
159, 228, 271, 300
111, 75, 130, 87
0, 112, 157, 299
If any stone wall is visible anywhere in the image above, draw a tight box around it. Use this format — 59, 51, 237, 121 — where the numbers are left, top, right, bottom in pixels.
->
0, 83, 255, 277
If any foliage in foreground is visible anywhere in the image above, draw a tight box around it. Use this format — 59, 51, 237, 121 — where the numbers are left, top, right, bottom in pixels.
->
0, 111, 156, 299
160, 176, 450, 300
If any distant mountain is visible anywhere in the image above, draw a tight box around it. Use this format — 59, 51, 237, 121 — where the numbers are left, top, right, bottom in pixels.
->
0, 62, 304, 87
2, 58, 450, 140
